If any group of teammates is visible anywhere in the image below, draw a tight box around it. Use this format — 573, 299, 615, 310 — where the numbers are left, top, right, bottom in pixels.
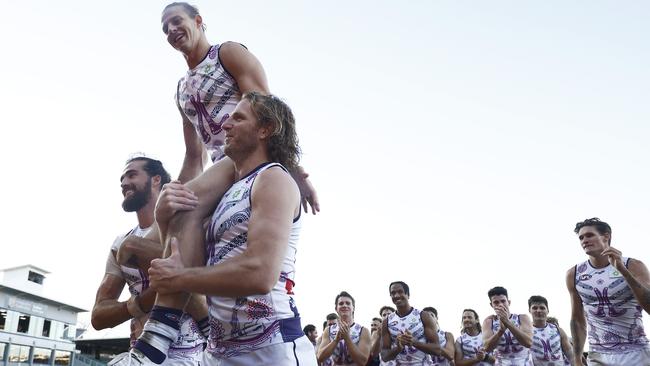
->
302, 286, 564, 366
87, 2, 650, 366
300, 218, 650, 366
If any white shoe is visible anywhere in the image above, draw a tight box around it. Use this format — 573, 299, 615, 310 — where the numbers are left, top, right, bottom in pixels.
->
108, 350, 153, 366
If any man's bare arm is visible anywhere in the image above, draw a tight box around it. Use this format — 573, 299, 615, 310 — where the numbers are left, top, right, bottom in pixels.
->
502, 314, 533, 348
317, 326, 338, 363
219, 42, 269, 95
612, 256, 650, 314
412, 310, 441, 356
442, 332, 456, 360
380, 317, 402, 362
370, 329, 381, 357
116, 235, 163, 270
178, 116, 207, 184
150, 167, 298, 297
482, 316, 504, 352
453, 340, 469, 366
343, 327, 371, 366
558, 325, 575, 366
567, 266, 587, 365
91, 273, 129, 330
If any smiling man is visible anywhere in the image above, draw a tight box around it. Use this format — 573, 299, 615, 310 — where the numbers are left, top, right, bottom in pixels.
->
129, 6, 320, 363
567, 218, 650, 366
380, 281, 441, 365
94, 157, 206, 366
527, 295, 572, 366
317, 291, 371, 366
138, 94, 316, 366
454, 309, 494, 366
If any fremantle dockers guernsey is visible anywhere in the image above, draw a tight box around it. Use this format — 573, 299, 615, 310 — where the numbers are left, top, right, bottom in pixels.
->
574, 258, 649, 353
491, 315, 533, 365
175, 43, 241, 162
531, 324, 564, 366
110, 226, 205, 360
204, 162, 303, 358
324, 322, 364, 365
110, 226, 153, 301
387, 308, 433, 365
431, 329, 450, 366
457, 332, 491, 366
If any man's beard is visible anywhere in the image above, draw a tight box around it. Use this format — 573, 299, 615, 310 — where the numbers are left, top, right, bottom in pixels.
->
224, 135, 258, 162
122, 178, 152, 212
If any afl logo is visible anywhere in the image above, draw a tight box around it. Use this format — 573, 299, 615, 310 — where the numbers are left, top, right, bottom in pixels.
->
579, 274, 592, 281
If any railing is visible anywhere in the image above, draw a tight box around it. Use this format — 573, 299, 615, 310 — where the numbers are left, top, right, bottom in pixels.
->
74, 354, 107, 366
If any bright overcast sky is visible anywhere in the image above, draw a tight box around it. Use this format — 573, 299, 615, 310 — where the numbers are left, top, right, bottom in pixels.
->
2, 0, 650, 339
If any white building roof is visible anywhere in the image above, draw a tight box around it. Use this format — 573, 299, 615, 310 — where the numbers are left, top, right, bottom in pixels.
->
1, 264, 51, 274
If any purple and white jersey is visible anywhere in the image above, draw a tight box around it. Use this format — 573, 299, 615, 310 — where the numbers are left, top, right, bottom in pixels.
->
531, 324, 564, 366
574, 258, 649, 354
491, 315, 533, 365
387, 308, 433, 365
110, 225, 153, 298
457, 332, 491, 366
204, 162, 303, 359
431, 329, 450, 366
324, 322, 364, 365
110, 226, 205, 361
176, 43, 241, 162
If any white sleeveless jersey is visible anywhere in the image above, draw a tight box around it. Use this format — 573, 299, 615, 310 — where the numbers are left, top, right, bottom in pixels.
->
457, 332, 491, 366
387, 308, 433, 365
111, 226, 205, 361
531, 324, 564, 366
431, 329, 450, 366
378, 331, 396, 366
323, 322, 364, 365
491, 315, 533, 365
110, 226, 153, 298
176, 43, 241, 162
574, 258, 649, 354
204, 162, 303, 359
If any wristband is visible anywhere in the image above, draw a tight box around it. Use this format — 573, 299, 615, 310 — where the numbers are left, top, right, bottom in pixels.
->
127, 295, 146, 318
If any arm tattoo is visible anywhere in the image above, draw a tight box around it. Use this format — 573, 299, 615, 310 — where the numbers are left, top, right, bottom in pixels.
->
570, 319, 584, 356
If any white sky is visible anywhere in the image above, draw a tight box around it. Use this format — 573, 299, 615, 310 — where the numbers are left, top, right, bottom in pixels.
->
2, 0, 650, 341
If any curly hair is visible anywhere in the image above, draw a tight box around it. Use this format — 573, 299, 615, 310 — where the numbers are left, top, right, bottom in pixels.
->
461, 309, 481, 333
379, 306, 395, 316
243, 92, 301, 171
